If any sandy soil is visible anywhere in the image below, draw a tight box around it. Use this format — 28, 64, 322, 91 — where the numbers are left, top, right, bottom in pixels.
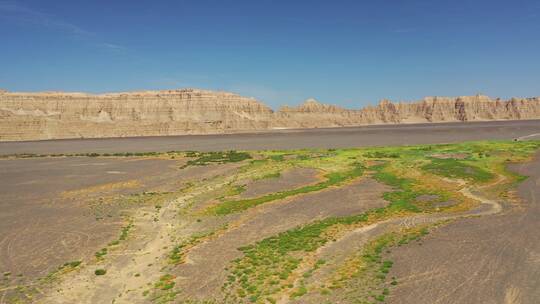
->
386, 154, 540, 304
30, 161, 246, 304
0, 157, 177, 280
239, 167, 321, 199
0, 157, 244, 303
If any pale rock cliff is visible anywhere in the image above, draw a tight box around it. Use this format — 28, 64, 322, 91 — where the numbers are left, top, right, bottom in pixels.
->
272, 95, 540, 128
0, 89, 273, 141
0, 89, 539, 141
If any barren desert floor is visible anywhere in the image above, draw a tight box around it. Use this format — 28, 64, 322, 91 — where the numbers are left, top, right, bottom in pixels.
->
1, 127, 539, 304
1, 120, 540, 155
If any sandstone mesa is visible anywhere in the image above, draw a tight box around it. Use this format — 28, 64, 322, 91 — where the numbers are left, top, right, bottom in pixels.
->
0, 88, 539, 141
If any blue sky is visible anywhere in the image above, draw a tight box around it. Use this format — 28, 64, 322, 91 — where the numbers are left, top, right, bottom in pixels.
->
1, 0, 539, 109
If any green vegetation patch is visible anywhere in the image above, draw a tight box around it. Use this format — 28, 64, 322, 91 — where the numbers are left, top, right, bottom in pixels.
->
222, 165, 428, 302
63, 260, 82, 268
39, 260, 83, 284
364, 151, 400, 159
207, 163, 365, 215
219, 184, 246, 199
168, 228, 224, 265
370, 163, 449, 213
94, 269, 107, 276
119, 219, 134, 241
269, 154, 285, 161
221, 146, 501, 302
258, 171, 281, 180
183, 151, 252, 167
326, 223, 442, 303
147, 274, 182, 303
422, 158, 494, 182
155, 274, 176, 290
95, 247, 108, 259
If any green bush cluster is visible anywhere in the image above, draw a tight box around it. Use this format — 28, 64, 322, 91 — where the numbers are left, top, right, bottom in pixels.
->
119, 221, 134, 241
155, 274, 176, 290
94, 248, 108, 259
94, 269, 107, 276
63, 261, 82, 268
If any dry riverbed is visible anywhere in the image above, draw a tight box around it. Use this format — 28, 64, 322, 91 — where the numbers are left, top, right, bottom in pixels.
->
1, 141, 539, 304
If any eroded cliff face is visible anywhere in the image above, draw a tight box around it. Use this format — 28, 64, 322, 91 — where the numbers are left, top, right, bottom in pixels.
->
0, 89, 539, 141
272, 95, 540, 128
0, 89, 273, 141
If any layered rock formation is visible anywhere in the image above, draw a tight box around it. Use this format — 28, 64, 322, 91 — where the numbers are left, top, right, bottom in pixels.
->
0, 89, 273, 141
274, 95, 540, 128
1, 89, 539, 141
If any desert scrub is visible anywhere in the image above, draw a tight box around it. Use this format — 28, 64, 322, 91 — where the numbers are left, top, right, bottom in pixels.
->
39, 260, 83, 284
155, 274, 176, 290
257, 171, 281, 180
370, 162, 457, 213
119, 219, 134, 241
364, 151, 400, 159
217, 184, 246, 200
222, 191, 425, 302
183, 150, 252, 167
411, 141, 540, 203
147, 274, 181, 303
168, 227, 225, 265
95, 247, 108, 259
361, 141, 540, 212
422, 158, 494, 182
206, 162, 365, 215
107, 219, 135, 245
221, 158, 463, 302
290, 283, 308, 298
63, 260, 82, 268
269, 154, 285, 161
325, 223, 443, 303
94, 269, 107, 276
168, 237, 203, 265
95, 219, 135, 260
91, 191, 175, 220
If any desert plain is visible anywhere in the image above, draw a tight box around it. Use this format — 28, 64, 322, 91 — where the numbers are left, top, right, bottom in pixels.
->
1, 122, 540, 304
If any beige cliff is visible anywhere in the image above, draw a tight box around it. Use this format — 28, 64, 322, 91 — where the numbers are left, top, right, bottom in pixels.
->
272, 95, 540, 128
0, 89, 273, 141
0, 89, 539, 141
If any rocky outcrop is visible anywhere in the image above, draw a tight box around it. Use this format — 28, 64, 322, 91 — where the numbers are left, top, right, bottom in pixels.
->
272, 95, 540, 129
0, 89, 273, 141
1, 89, 539, 141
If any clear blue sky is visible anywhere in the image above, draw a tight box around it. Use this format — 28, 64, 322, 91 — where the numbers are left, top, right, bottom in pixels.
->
1, 0, 539, 109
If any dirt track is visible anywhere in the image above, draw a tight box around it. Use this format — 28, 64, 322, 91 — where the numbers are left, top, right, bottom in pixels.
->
1, 120, 539, 155
387, 154, 540, 304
